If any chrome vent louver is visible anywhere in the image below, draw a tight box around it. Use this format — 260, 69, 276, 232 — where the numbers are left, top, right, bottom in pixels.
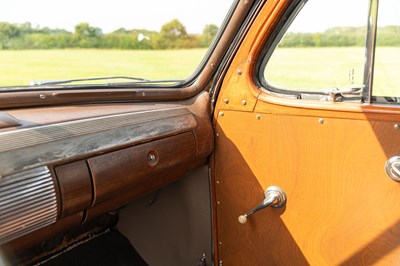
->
0, 166, 58, 245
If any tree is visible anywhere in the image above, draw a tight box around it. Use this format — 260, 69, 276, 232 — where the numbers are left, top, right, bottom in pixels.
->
0, 22, 21, 49
157, 19, 188, 49
74, 22, 102, 48
112, 27, 130, 35
74, 23, 102, 38
201, 24, 218, 47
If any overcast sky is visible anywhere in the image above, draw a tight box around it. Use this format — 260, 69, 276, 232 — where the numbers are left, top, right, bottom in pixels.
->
0, 0, 233, 34
0, 0, 398, 34
290, 0, 399, 33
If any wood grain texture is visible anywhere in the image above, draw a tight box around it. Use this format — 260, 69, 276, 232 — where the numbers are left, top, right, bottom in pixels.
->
0, 0, 253, 109
0, 108, 196, 178
54, 160, 92, 218
85, 92, 213, 210
213, 0, 400, 264
7, 102, 186, 128
85, 134, 212, 220
87, 132, 197, 205
214, 110, 400, 265
0, 92, 214, 258
0, 92, 213, 179
5, 96, 201, 129
213, 0, 290, 117
85, 95, 214, 220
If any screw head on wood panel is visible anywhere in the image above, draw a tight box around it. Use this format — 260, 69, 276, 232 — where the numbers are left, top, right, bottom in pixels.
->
319, 118, 324, 124
241, 100, 247, 106
237, 69, 242, 75
224, 99, 229, 104
219, 111, 224, 117
395, 124, 399, 129
256, 114, 261, 120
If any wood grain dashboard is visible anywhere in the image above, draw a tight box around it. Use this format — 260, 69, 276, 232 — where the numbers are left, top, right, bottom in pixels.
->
0, 92, 213, 255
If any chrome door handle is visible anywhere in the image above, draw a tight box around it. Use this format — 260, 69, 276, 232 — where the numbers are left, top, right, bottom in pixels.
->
238, 186, 286, 224
385, 156, 400, 182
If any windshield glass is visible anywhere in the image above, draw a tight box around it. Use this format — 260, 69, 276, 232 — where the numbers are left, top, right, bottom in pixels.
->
0, 0, 232, 87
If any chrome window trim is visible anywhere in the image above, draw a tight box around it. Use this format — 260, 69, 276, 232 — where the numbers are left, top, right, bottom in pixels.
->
362, 0, 379, 103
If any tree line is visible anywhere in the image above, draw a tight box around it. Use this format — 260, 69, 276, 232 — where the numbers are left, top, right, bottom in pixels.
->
0, 20, 219, 50
280, 26, 400, 47
0, 22, 399, 50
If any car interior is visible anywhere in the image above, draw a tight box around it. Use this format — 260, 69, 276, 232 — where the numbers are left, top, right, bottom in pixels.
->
1, 0, 400, 265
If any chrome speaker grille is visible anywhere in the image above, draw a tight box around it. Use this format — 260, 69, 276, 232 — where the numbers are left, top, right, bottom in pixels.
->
0, 166, 58, 245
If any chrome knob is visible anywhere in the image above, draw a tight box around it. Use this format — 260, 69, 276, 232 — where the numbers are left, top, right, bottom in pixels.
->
238, 186, 286, 224
385, 156, 400, 182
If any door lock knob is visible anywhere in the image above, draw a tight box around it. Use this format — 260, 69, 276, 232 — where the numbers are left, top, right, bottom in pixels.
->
238, 186, 286, 224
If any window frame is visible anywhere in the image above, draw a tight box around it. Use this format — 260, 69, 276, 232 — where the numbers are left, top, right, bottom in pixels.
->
363, 0, 379, 103
256, 0, 309, 99
0, 0, 239, 92
256, 0, 384, 104
0, 0, 262, 109
370, 0, 400, 104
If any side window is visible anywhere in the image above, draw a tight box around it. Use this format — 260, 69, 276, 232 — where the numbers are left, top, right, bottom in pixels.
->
262, 0, 368, 94
373, 0, 400, 99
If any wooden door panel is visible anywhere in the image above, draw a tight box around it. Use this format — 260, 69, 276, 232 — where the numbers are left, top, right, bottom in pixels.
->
215, 109, 400, 265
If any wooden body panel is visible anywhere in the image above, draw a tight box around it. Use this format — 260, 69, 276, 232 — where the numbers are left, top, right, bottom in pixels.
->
212, 0, 400, 264
215, 109, 400, 265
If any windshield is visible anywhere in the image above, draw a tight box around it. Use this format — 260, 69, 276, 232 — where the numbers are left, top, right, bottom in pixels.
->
0, 0, 233, 87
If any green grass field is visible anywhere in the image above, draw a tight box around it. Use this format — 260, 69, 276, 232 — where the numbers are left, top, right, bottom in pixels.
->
0, 47, 398, 97
266, 47, 400, 97
0, 49, 208, 86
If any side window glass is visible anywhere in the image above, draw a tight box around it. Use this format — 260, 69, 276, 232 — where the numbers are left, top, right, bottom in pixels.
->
262, 0, 368, 93
373, 0, 400, 98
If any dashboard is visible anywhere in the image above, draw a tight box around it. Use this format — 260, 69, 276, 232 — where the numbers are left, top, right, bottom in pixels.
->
0, 92, 213, 259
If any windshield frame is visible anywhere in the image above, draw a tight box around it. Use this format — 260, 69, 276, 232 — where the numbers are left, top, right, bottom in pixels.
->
0, 1, 239, 92
0, 0, 261, 108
